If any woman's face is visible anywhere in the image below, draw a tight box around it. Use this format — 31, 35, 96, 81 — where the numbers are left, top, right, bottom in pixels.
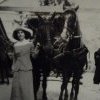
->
17, 30, 25, 41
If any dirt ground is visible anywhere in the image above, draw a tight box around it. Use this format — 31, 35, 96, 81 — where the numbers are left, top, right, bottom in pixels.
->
0, 73, 100, 100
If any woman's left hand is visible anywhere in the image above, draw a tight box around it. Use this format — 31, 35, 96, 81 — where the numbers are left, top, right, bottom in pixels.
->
30, 42, 40, 58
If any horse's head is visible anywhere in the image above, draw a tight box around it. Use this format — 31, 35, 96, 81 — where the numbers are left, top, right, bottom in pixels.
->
35, 13, 56, 45
61, 8, 82, 40
63, 9, 77, 33
60, 9, 82, 49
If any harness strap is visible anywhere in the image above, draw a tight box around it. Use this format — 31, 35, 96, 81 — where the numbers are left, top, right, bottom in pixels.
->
63, 26, 82, 39
72, 47, 82, 52
72, 35, 82, 38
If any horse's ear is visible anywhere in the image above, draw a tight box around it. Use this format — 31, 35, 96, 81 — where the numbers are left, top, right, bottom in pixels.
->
74, 5, 79, 12
35, 13, 43, 21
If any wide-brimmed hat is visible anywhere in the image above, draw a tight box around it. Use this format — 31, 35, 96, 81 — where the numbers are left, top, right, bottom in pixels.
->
13, 27, 33, 40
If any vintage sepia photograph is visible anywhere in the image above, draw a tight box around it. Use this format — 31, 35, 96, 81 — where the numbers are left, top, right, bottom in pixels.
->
0, 0, 100, 100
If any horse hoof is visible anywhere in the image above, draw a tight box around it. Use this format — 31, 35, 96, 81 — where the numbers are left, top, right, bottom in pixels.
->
64, 95, 68, 100
70, 96, 74, 100
70, 93, 74, 100
42, 96, 48, 100
6, 81, 9, 85
34, 96, 37, 100
74, 97, 78, 100
64, 97, 68, 100
0, 80, 5, 84
59, 96, 63, 100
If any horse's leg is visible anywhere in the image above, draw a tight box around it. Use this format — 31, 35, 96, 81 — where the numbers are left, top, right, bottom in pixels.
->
74, 78, 80, 100
64, 76, 70, 100
42, 74, 48, 100
5, 67, 9, 85
0, 64, 5, 84
0, 70, 4, 84
59, 74, 70, 100
59, 80, 65, 100
70, 78, 75, 100
33, 72, 41, 100
4, 61, 9, 85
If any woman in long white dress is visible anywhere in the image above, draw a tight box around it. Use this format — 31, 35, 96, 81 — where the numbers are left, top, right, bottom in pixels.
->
10, 27, 37, 100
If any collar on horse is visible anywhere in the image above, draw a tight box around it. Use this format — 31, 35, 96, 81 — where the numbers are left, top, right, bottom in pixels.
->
65, 27, 82, 39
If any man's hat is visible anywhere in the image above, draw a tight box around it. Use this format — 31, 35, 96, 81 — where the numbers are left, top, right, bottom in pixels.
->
13, 27, 33, 40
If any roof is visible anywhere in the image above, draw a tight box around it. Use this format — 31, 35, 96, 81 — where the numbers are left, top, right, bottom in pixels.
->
0, 0, 64, 12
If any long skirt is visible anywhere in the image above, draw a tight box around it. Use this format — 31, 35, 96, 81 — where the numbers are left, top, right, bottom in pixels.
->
10, 70, 34, 100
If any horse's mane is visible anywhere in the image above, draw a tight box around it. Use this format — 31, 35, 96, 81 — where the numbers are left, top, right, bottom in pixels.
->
66, 11, 84, 46
75, 15, 82, 36
75, 15, 84, 47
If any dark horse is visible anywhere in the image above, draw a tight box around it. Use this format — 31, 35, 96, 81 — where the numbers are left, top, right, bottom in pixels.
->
53, 9, 89, 100
26, 10, 88, 100
27, 13, 56, 100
